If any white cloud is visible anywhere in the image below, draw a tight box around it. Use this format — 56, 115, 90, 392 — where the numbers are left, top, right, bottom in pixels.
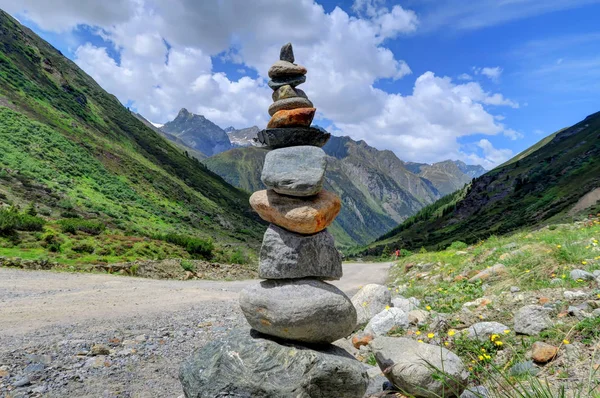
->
457, 73, 472, 80
5, 0, 519, 168
480, 66, 503, 82
464, 139, 513, 169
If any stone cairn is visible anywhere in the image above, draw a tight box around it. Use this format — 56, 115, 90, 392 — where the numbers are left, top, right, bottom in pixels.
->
180, 43, 368, 398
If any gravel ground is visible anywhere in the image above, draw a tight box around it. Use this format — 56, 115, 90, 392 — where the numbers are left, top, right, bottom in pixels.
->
0, 263, 390, 397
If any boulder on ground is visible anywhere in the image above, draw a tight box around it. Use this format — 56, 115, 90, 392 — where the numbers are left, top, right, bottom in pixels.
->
180, 329, 369, 398
466, 321, 510, 341
391, 296, 419, 313
513, 305, 553, 335
370, 337, 469, 398
365, 308, 409, 336
468, 263, 507, 282
531, 341, 558, 363
351, 284, 392, 327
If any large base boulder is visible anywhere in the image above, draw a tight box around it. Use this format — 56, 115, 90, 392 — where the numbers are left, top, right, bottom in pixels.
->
180, 329, 369, 398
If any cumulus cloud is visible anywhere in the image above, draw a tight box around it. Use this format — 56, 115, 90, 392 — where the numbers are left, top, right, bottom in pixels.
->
5, 0, 518, 167
457, 73, 473, 80
464, 139, 513, 169
473, 66, 503, 82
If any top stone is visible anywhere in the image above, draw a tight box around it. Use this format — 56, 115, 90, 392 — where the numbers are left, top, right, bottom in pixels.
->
280, 42, 294, 63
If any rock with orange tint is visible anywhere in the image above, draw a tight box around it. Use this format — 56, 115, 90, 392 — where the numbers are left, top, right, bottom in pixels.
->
352, 332, 374, 349
531, 341, 558, 363
468, 263, 507, 282
249, 189, 341, 234
454, 275, 467, 282
267, 107, 316, 128
538, 297, 550, 305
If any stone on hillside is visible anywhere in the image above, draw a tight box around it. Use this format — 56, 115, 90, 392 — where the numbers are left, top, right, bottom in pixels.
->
351, 284, 392, 327
261, 145, 326, 196
513, 305, 553, 335
256, 126, 331, 149
408, 310, 428, 326
250, 189, 341, 234
461, 386, 490, 398
272, 85, 307, 102
468, 263, 507, 282
594, 270, 600, 278
466, 322, 510, 341
268, 97, 313, 116
531, 341, 558, 363
570, 269, 595, 281
352, 332, 374, 349
564, 290, 588, 299
365, 308, 409, 336
370, 337, 469, 398
391, 297, 420, 313
280, 42, 294, 63
180, 329, 368, 398
258, 225, 342, 280
267, 107, 316, 128
509, 360, 539, 376
268, 75, 306, 90
268, 60, 307, 79
239, 279, 356, 343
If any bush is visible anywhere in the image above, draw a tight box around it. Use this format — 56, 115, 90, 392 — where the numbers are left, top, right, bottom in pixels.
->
71, 242, 95, 254
162, 233, 214, 259
448, 241, 468, 250
0, 208, 45, 234
229, 248, 248, 265
59, 218, 105, 235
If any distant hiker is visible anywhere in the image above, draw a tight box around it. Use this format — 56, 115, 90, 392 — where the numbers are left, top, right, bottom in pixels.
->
395, 249, 400, 259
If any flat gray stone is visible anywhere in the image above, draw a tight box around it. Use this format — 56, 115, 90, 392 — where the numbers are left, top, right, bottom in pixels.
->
466, 321, 510, 341
570, 269, 595, 281
180, 328, 368, 398
461, 386, 490, 398
256, 127, 331, 149
261, 146, 326, 196
239, 279, 356, 343
268, 75, 306, 90
513, 305, 553, 335
268, 60, 307, 79
370, 337, 468, 398
259, 225, 341, 280
365, 308, 409, 336
351, 284, 392, 328
391, 296, 419, 313
268, 97, 313, 116
280, 42, 294, 63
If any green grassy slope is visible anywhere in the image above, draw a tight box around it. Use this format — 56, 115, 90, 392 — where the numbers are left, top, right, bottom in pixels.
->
0, 11, 263, 265
364, 112, 600, 254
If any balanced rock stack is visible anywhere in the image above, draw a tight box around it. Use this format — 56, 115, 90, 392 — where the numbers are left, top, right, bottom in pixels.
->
180, 43, 368, 398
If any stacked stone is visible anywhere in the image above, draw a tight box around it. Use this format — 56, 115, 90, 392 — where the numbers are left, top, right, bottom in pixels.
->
240, 43, 357, 344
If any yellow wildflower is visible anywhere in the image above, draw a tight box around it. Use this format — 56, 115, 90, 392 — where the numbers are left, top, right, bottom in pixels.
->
385, 305, 390, 310
480, 348, 486, 352
582, 261, 587, 265
495, 341, 503, 346
484, 354, 491, 360
418, 340, 424, 343
415, 331, 421, 336
444, 342, 449, 346
478, 355, 484, 361
525, 270, 530, 273
563, 339, 570, 345
504, 329, 510, 334
490, 334, 499, 341
428, 333, 435, 339
426, 305, 432, 311
448, 330, 456, 337
556, 245, 562, 248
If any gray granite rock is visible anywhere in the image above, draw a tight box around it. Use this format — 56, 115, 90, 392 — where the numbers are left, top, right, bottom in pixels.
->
461, 386, 490, 398
256, 127, 330, 149
570, 269, 595, 281
370, 337, 469, 398
180, 328, 368, 398
239, 279, 356, 343
259, 225, 342, 280
268, 96, 313, 116
268, 75, 306, 90
391, 297, 419, 313
261, 146, 326, 196
351, 284, 392, 328
365, 308, 409, 336
466, 321, 510, 341
280, 42, 294, 63
513, 305, 553, 335
268, 60, 307, 79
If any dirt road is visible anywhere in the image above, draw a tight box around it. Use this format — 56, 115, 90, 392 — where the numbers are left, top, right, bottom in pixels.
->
0, 262, 390, 397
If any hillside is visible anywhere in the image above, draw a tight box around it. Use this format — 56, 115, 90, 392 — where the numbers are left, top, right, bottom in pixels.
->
160, 108, 232, 156
406, 160, 486, 195
366, 112, 600, 254
205, 135, 484, 248
0, 11, 264, 267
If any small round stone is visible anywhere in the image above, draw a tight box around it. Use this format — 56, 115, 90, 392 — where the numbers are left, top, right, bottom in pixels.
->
268, 97, 313, 116
271, 85, 307, 102
268, 60, 307, 79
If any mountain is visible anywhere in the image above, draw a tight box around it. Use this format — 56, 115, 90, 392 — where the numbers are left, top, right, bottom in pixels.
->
160, 108, 232, 156
405, 160, 486, 195
367, 111, 600, 254
226, 126, 260, 147
132, 112, 207, 160
0, 11, 264, 264
205, 135, 483, 248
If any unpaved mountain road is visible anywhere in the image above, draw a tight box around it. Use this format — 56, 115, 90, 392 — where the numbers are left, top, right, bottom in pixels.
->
0, 262, 390, 398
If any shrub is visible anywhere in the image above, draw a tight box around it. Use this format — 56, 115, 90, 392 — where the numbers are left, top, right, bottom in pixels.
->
59, 218, 105, 235
0, 208, 45, 234
449, 241, 468, 250
181, 260, 195, 272
71, 242, 95, 254
162, 233, 214, 259
229, 248, 248, 265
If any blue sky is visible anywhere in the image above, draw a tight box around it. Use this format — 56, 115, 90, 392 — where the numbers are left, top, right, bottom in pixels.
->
3, 0, 600, 168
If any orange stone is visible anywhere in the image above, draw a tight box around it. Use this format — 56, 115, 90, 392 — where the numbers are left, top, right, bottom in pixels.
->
454, 275, 467, 282
249, 189, 341, 234
531, 341, 558, 363
352, 333, 374, 349
538, 297, 550, 305
267, 107, 316, 128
